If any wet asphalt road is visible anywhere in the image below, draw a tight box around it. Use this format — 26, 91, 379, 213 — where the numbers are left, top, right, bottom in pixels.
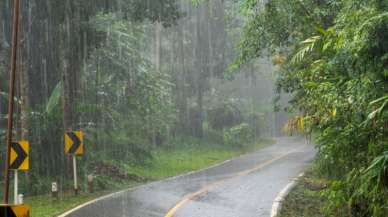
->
63, 137, 315, 217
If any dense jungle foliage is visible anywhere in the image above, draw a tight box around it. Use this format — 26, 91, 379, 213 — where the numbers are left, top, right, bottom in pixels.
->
0, 0, 285, 197
238, 0, 388, 216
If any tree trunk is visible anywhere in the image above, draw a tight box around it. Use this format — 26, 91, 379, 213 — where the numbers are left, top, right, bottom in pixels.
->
19, 5, 29, 140
62, 0, 81, 132
154, 21, 162, 72
177, 19, 189, 135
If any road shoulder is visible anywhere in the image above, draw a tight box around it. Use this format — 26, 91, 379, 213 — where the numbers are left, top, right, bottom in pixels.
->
277, 169, 328, 217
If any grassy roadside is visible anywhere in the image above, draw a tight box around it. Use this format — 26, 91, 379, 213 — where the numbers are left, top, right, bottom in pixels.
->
25, 190, 121, 217
278, 169, 329, 217
27, 138, 274, 217
123, 138, 274, 179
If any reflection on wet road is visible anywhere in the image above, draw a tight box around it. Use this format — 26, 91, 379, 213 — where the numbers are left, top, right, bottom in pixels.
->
62, 137, 315, 217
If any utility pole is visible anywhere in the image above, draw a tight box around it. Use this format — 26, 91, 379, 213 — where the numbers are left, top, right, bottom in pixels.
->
3, 0, 21, 204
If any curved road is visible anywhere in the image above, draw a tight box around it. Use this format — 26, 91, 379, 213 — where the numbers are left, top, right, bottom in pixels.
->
61, 137, 315, 217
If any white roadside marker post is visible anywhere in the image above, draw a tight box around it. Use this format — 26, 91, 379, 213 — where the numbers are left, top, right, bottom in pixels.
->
18, 194, 23, 204
52, 182, 58, 199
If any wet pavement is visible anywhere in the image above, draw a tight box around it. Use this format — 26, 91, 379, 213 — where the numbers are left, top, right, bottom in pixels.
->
63, 137, 316, 217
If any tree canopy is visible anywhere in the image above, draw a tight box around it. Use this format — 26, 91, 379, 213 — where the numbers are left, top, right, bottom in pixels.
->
239, 0, 388, 216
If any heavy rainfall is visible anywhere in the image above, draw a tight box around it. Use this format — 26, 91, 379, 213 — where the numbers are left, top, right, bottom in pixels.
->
0, 0, 387, 217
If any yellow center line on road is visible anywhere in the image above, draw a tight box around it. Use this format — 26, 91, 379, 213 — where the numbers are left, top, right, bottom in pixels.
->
164, 150, 298, 217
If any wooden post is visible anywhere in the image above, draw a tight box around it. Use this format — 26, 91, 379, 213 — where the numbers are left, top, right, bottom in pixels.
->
3, 0, 21, 204
87, 175, 94, 193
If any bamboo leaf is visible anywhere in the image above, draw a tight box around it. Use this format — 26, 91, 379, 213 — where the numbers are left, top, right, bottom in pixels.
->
291, 35, 321, 64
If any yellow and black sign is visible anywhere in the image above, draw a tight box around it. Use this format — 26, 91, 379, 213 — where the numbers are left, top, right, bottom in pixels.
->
9, 141, 29, 171
0, 204, 30, 217
64, 131, 84, 155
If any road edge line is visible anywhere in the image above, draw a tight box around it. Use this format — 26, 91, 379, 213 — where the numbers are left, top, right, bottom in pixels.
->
58, 140, 277, 217
57, 157, 238, 217
164, 151, 295, 217
270, 172, 304, 217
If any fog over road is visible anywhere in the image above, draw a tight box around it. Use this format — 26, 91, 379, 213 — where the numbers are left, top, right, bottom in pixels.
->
62, 137, 315, 217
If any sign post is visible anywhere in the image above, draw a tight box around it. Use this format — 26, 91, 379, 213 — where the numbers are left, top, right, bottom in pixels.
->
65, 131, 84, 195
73, 155, 78, 194
14, 170, 18, 204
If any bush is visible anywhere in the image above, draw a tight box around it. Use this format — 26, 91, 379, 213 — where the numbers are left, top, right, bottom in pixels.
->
208, 101, 243, 131
223, 123, 254, 146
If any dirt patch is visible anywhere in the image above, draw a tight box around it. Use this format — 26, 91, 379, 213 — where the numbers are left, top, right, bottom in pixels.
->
89, 161, 149, 182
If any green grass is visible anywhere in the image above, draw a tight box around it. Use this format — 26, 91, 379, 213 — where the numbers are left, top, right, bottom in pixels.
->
25, 181, 142, 217
124, 139, 273, 179
26, 192, 105, 217
279, 169, 328, 217
26, 138, 273, 217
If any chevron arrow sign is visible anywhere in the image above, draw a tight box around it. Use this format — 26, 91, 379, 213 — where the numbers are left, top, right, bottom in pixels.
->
9, 141, 29, 171
0, 204, 30, 217
64, 131, 84, 155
